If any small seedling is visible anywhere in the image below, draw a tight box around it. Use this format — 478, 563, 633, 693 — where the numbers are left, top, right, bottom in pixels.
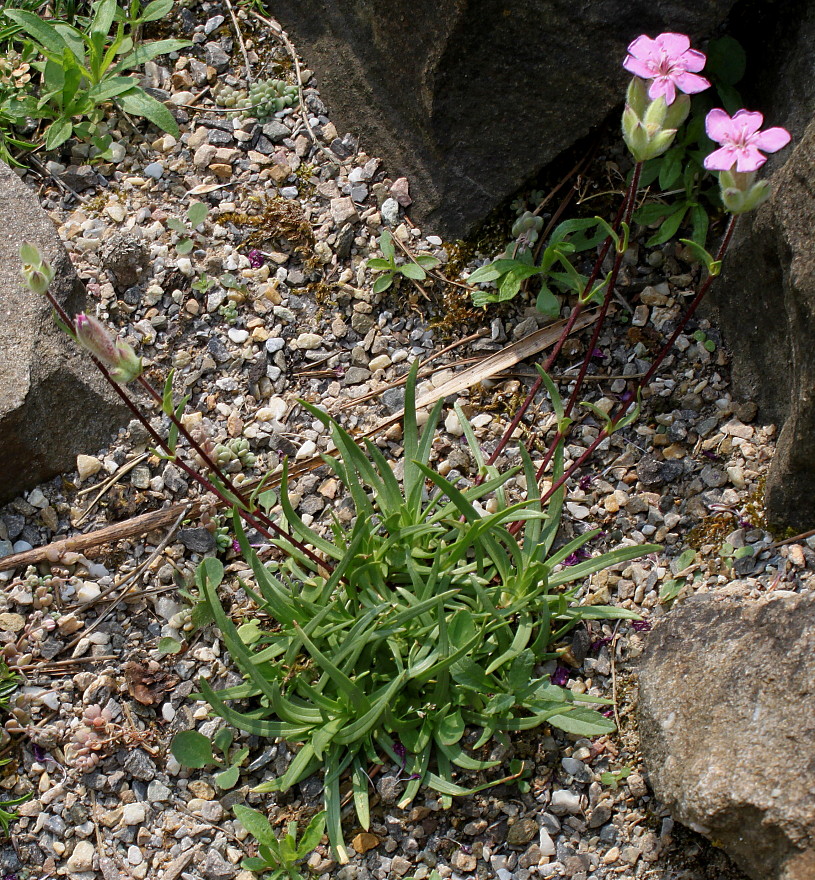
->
234, 806, 325, 880
366, 229, 440, 293
509, 758, 533, 794
167, 202, 209, 254
192, 273, 216, 294
171, 727, 249, 789
691, 328, 716, 352
600, 765, 633, 789
659, 547, 696, 603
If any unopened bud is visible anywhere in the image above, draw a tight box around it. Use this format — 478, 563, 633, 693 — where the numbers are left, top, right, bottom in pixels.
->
718, 170, 772, 214
74, 313, 143, 383
622, 78, 682, 162
19, 243, 54, 295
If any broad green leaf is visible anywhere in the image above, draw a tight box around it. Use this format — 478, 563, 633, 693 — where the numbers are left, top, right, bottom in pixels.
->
140, 0, 175, 21
170, 730, 214, 768
116, 86, 179, 135
45, 118, 73, 151
4, 10, 69, 54
233, 805, 279, 848
398, 262, 427, 280
187, 201, 209, 227
296, 810, 327, 856
114, 38, 192, 72
372, 273, 393, 293
548, 706, 616, 736
366, 258, 393, 270
646, 204, 688, 247
536, 285, 560, 318
213, 727, 233, 754
214, 764, 240, 789
158, 636, 182, 655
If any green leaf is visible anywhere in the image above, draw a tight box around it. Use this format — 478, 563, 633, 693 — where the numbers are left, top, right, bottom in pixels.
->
140, 0, 175, 21
658, 146, 685, 191
115, 86, 179, 135
171, 730, 214, 768
705, 36, 746, 86
44, 118, 73, 151
379, 228, 396, 261
213, 727, 233, 755
398, 262, 427, 280
467, 262, 503, 285
158, 636, 182, 655
372, 273, 393, 293
535, 286, 560, 318
548, 706, 616, 736
87, 75, 138, 102
366, 258, 393, 270
646, 203, 688, 247
176, 238, 194, 255
3, 10, 69, 54
414, 254, 440, 269
296, 810, 327, 857
114, 38, 192, 72
234, 805, 280, 848
214, 764, 241, 789
187, 201, 209, 227
659, 578, 685, 603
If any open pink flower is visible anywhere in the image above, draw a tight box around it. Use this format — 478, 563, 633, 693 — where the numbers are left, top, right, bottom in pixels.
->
623, 32, 709, 105
704, 109, 791, 172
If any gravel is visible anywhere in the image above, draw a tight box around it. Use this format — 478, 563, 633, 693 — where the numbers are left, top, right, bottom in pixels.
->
0, 3, 812, 879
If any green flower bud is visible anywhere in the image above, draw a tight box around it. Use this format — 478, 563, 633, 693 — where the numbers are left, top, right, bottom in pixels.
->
74, 313, 143, 383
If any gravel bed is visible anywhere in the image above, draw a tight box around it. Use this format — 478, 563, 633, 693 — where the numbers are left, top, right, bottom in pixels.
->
1, 4, 814, 879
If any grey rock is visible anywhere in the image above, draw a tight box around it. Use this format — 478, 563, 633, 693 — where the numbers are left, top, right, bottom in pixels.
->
261, 121, 290, 143
122, 748, 157, 781
269, 0, 735, 238
200, 848, 237, 880
335, 223, 355, 260
713, 115, 815, 531
376, 774, 403, 805
638, 585, 815, 880
204, 42, 230, 71
99, 233, 150, 290
507, 817, 538, 846
208, 128, 234, 146
178, 528, 216, 553
0, 161, 129, 503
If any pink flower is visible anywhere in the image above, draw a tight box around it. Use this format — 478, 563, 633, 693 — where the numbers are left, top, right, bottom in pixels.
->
623, 32, 709, 105
704, 109, 791, 172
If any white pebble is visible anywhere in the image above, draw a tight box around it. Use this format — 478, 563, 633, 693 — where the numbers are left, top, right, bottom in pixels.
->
296, 440, 317, 460
228, 328, 249, 344
75, 581, 101, 603
122, 803, 146, 825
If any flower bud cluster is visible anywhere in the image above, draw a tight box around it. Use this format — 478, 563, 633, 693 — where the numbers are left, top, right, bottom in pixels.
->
622, 77, 690, 163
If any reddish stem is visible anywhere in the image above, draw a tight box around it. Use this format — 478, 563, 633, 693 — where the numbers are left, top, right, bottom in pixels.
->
484, 163, 643, 473
45, 292, 328, 570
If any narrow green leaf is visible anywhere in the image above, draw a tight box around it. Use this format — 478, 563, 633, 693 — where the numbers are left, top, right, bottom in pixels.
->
233, 805, 279, 848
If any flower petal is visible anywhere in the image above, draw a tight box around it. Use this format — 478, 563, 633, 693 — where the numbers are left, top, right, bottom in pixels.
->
735, 146, 767, 173
674, 71, 711, 95
704, 145, 739, 171
626, 34, 656, 61
648, 77, 676, 105
705, 108, 734, 144
624, 56, 655, 79
679, 47, 707, 73
653, 32, 691, 57
732, 109, 765, 137
754, 126, 792, 153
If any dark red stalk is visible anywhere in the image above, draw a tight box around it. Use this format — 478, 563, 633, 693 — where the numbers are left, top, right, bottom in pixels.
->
530, 213, 739, 512
484, 163, 644, 472
45, 291, 328, 570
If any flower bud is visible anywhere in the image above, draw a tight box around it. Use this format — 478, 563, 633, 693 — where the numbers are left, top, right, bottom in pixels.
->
718, 169, 772, 214
74, 313, 143, 383
622, 78, 680, 162
19, 242, 54, 295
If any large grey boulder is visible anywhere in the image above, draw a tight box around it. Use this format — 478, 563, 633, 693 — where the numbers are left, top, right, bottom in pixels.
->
710, 4, 815, 531
0, 162, 129, 503
271, 0, 735, 239
638, 586, 815, 880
